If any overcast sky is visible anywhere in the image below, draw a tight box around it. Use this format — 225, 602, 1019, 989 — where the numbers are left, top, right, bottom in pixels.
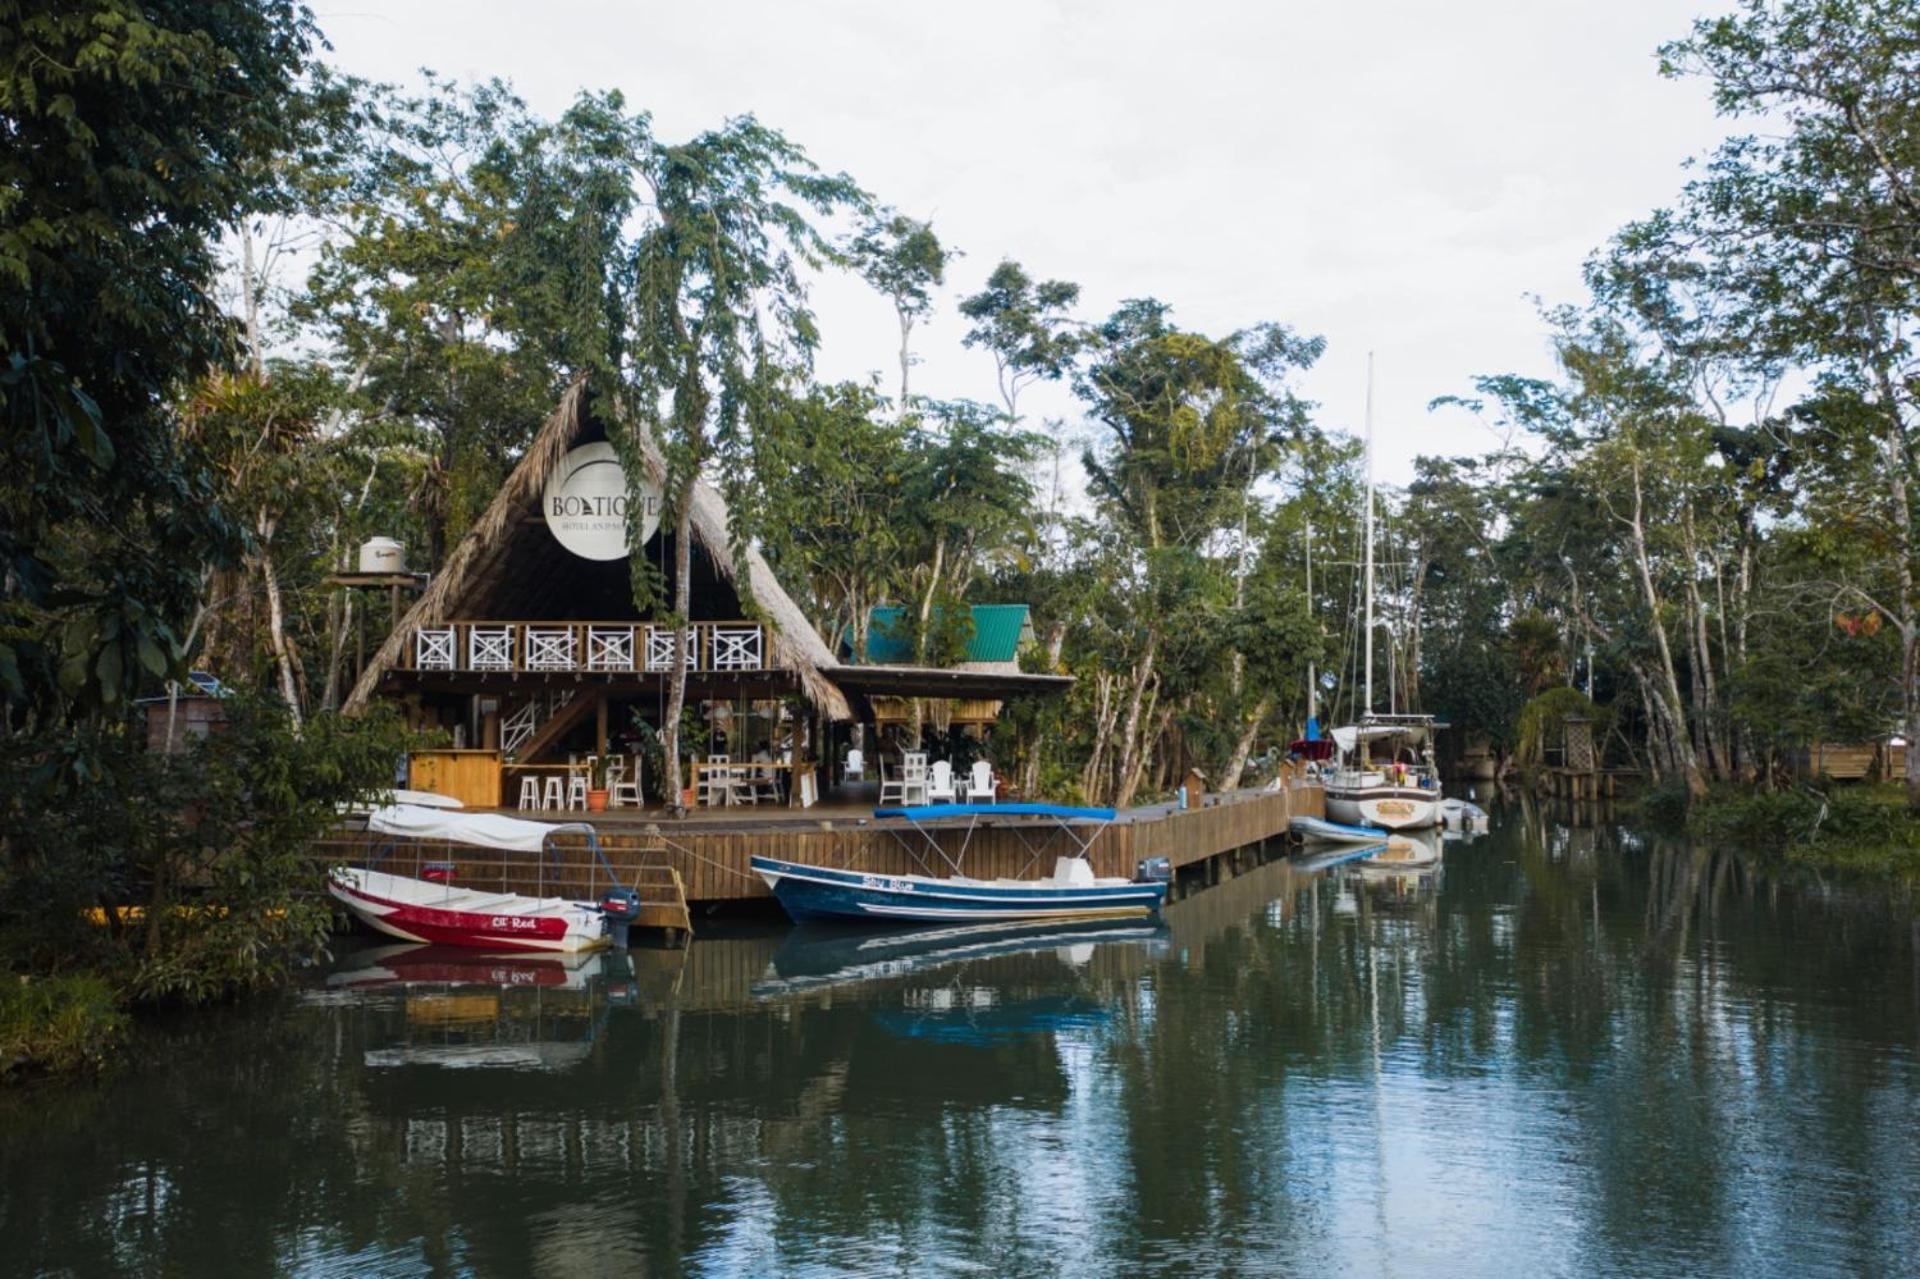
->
316, 0, 1731, 485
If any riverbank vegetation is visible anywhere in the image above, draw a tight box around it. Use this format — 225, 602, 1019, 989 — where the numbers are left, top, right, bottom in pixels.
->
1664, 785, 1920, 890
5, 0, 1919, 1077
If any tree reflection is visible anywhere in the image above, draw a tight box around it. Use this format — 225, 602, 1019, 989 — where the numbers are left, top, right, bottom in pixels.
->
2, 815, 1916, 1277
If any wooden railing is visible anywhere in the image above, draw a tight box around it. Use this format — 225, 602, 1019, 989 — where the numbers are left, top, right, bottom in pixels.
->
402, 620, 770, 675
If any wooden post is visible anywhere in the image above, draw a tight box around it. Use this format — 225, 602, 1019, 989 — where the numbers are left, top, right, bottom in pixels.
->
596, 693, 609, 758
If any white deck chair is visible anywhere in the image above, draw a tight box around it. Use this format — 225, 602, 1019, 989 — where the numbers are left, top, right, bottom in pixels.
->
878, 760, 905, 806
927, 759, 957, 804
902, 752, 929, 806
844, 748, 865, 782
700, 755, 734, 807
965, 760, 996, 803
609, 755, 643, 808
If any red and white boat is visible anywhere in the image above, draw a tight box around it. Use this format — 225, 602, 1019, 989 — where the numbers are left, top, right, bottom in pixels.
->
329, 806, 636, 954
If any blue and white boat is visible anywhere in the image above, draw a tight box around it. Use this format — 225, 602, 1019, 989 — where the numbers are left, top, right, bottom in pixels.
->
1290, 815, 1390, 844
751, 803, 1169, 924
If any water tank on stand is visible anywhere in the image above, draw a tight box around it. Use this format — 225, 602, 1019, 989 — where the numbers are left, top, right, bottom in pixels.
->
358, 537, 406, 574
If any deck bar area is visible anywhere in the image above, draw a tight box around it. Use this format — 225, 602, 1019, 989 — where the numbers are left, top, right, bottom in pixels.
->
312, 781, 1325, 909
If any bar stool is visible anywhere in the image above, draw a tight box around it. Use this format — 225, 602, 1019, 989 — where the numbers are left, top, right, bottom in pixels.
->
542, 775, 565, 810
517, 776, 541, 811
565, 773, 588, 810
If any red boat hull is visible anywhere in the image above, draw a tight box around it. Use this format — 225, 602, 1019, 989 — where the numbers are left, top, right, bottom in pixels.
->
330, 879, 600, 953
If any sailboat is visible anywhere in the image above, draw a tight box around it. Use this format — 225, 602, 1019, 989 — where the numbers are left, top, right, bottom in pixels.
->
1322, 355, 1444, 831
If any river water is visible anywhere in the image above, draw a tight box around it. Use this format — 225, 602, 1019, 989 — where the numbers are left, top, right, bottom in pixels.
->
4, 806, 1917, 1277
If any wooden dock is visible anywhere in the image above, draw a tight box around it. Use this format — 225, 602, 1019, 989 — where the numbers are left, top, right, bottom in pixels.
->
310, 782, 1324, 913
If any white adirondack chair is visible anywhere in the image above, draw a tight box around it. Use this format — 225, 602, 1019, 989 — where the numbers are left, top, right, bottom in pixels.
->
902, 752, 929, 806
927, 759, 957, 803
965, 760, 996, 803
609, 755, 643, 808
844, 748, 865, 782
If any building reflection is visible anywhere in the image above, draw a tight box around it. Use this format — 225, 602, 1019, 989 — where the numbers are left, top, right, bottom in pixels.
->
4, 809, 1918, 1278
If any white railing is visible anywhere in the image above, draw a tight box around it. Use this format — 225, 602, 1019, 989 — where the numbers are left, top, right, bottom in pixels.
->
401, 621, 770, 675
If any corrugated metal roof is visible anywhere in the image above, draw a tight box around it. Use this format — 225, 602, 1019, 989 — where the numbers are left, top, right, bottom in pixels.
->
858, 604, 1031, 664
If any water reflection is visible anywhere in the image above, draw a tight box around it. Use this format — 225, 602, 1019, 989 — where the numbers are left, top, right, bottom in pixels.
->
3, 809, 1917, 1277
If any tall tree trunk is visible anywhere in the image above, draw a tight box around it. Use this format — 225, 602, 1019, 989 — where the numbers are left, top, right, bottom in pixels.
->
1627, 460, 1706, 797
1111, 632, 1160, 810
1219, 692, 1273, 791
908, 533, 948, 749
255, 514, 302, 734
662, 487, 695, 813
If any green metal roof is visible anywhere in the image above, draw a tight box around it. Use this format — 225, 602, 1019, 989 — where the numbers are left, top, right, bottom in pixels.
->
858, 604, 1031, 664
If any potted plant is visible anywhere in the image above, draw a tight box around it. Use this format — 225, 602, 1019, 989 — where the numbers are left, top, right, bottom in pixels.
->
586, 756, 611, 812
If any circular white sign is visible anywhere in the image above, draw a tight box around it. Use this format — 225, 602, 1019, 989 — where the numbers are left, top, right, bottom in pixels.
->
541, 442, 660, 560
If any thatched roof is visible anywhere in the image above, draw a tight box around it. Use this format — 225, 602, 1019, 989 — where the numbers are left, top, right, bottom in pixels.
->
343, 380, 852, 719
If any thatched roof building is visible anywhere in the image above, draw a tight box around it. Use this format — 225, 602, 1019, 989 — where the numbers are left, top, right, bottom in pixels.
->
344, 380, 850, 719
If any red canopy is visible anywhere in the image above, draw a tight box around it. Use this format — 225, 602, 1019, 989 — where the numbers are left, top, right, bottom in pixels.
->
1289, 738, 1336, 761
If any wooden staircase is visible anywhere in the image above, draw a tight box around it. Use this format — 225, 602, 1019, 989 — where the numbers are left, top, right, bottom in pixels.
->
513, 689, 601, 762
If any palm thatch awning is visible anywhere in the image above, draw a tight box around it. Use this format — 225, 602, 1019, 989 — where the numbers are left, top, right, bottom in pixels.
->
343, 380, 852, 719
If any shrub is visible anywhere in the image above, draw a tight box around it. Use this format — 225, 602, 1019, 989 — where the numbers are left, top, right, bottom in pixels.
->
0, 975, 127, 1080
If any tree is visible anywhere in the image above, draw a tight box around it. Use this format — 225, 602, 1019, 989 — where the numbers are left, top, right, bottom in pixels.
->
626, 116, 867, 811
1074, 299, 1323, 806
1652, 0, 1920, 804
1, 0, 323, 726
959, 260, 1085, 417
848, 211, 956, 408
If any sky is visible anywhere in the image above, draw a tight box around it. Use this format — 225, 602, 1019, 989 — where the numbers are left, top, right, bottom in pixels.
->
314, 0, 1734, 485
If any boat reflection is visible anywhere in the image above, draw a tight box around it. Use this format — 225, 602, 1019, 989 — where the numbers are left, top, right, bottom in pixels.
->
1346, 826, 1445, 898
314, 943, 628, 1072
751, 917, 1168, 1001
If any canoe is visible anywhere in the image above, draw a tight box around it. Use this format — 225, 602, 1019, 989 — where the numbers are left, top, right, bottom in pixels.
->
1291, 815, 1390, 844
751, 854, 1167, 924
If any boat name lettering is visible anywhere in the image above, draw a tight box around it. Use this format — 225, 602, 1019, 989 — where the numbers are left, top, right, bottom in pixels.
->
860, 875, 913, 893
488, 916, 542, 931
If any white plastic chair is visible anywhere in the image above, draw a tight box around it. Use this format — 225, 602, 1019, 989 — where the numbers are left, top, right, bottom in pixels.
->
927, 760, 957, 804
700, 755, 733, 808
610, 756, 643, 809
965, 760, 995, 803
878, 761, 905, 806
902, 752, 929, 806
844, 748, 865, 782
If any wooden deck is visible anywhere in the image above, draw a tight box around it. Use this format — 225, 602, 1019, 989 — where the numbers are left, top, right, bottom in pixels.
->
312, 783, 1324, 909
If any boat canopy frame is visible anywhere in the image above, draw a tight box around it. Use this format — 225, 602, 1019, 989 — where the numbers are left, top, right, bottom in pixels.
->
357, 804, 629, 901
869, 803, 1118, 879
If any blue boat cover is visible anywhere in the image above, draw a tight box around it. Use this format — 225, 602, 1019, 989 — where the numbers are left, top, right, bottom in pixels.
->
874, 803, 1117, 822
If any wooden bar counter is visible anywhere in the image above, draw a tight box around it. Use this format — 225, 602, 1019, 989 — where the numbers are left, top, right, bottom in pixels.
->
406, 749, 503, 808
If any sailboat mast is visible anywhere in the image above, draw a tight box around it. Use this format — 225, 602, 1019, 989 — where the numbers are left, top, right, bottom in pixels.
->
1305, 521, 1317, 724
1362, 352, 1375, 718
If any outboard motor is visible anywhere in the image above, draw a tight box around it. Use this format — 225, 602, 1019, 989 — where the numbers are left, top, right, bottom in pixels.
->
598, 887, 643, 950
1134, 856, 1172, 885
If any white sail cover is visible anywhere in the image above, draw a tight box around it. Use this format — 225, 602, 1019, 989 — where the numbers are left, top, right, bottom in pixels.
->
1332, 725, 1359, 753
365, 804, 582, 853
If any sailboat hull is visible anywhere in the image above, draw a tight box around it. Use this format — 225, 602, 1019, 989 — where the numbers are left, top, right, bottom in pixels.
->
1325, 787, 1442, 831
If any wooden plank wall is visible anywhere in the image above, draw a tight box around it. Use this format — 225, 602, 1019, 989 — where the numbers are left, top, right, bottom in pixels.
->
312, 783, 1322, 906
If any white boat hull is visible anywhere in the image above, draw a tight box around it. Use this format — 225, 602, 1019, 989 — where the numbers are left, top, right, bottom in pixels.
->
1325, 788, 1442, 831
329, 868, 609, 953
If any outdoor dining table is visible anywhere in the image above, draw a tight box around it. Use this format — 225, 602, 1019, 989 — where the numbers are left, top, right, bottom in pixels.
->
692, 760, 816, 808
